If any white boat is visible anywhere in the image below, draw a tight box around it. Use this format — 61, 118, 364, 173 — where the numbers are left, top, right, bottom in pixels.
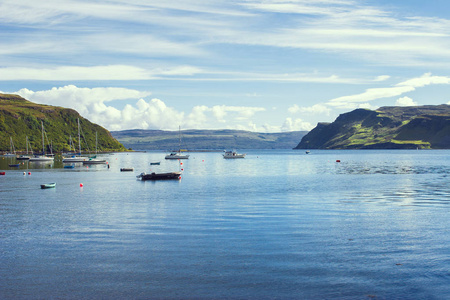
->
165, 126, 189, 159
223, 150, 246, 159
82, 132, 107, 165
2, 137, 16, 157
165, 152, 190, 159
17, 136, 32, 160
29, 121, 54, 162
63, 119, 87, 163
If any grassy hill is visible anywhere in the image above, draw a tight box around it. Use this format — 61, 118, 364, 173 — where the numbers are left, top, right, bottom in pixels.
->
0, 93, 126, 153
295, 104, 450, 149
111, 129, 307, 150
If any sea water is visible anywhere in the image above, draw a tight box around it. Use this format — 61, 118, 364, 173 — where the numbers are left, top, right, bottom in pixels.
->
0, 150, 449, 299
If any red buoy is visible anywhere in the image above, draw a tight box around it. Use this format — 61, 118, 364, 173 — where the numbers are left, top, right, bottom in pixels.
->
28, 172, 31, 175
336, 160, 341, 163
80, 183, 83, 187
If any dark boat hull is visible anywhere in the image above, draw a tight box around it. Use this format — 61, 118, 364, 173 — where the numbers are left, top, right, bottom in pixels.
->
137, 172, 181, 180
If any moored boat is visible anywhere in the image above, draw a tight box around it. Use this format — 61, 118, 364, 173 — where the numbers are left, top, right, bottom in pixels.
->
223, 150, 246, 159
136, 171, 181, 180
40, 183, 56, 189
29, 121, 54, 162
165, 152, 190, 159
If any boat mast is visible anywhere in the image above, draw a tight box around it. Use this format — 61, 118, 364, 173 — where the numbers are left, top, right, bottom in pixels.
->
78, 118, 81, 155
41, 121, 45, 155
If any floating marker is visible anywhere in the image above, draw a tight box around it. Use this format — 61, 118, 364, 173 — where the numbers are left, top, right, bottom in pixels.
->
336, 160, 341, 163
23, 172, 26, 175
80, 183, 83, 187
28, 172, 31, 175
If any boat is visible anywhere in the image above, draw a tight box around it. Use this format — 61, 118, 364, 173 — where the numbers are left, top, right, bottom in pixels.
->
9, 163, 20, 167
165, 152, 190, 159
150, 162, 161, 165
63, 119, 87, 163
165, 126, 189, 159
64, 165, 75, 169
306, 150, 311, 154
136, 171, 181, 180
223, 150, 246, 159
82, 132, 107, 165
17, 136, 32, 160
29, 121, 54, 162
40, 183, 56, 189
2, 137, 16, 157
120, 168, 134, 172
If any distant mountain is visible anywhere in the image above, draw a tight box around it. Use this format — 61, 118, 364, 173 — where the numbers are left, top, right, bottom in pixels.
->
111, 129, 307, 150
0, 93, 126, 152
295, 105, 450, 149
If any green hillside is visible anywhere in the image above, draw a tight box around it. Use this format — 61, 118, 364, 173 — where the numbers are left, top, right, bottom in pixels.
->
295, 104, 450, 149
0, 93, 126, 153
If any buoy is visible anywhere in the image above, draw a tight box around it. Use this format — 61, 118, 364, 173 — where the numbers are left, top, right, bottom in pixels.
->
181, 168, 184, 171
336, 160, 341, 163
0, 172, 5, 175
180, 162, 183, 165
23, 172, 26, 175
28, 172, 31, 175
80, 183, 83, 187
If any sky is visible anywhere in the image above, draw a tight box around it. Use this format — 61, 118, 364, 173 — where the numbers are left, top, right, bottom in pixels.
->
1, 0, 450, 132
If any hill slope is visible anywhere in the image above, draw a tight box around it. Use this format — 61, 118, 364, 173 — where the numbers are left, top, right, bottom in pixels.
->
111, 129, 307, 150
294, 105, 450, 149
0, 93, 126, 152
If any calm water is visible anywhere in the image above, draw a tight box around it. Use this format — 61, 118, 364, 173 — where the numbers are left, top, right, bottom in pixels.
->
1, 150, 449, 299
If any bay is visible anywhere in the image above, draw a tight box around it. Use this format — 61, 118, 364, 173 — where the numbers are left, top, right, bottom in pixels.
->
1, 150, 449, 299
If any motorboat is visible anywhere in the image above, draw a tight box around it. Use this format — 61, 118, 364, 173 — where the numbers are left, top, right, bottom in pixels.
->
136, 171, 181, 180
165, 152, 189, 159
223, 150, 246, 159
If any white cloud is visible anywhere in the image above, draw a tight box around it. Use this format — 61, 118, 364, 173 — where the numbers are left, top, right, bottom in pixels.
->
281, 118, 314, 132
396, 96, 418, 107
325, 73, 450, 109
396, 73, 450, 88
12, 85, 271, 131
327, 85, 415, 109
288, 104, 331, 115
374, 75, 390, 82
0, 65, 204, 81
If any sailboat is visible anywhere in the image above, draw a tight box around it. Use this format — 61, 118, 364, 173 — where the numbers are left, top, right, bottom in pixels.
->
3, 137, 16, 157
63, 118, 87, 163
165, 126, 189, 159
83, 132, 107, 165
7, 137, 20, 167
29, 121, 54, 162
17, 136, 32, 160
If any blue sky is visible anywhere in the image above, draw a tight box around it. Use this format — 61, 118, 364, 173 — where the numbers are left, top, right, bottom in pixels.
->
1, 0, 450, 132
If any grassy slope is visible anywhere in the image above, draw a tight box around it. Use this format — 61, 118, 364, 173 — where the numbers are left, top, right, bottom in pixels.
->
295, 105, 450, 149
0, 93, 126, 152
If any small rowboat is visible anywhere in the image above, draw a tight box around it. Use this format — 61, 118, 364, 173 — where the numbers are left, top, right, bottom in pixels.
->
150, 162, 161, 165
9, 164, 20, 167
120, 168, 134, 172
41, 183, 56, 189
